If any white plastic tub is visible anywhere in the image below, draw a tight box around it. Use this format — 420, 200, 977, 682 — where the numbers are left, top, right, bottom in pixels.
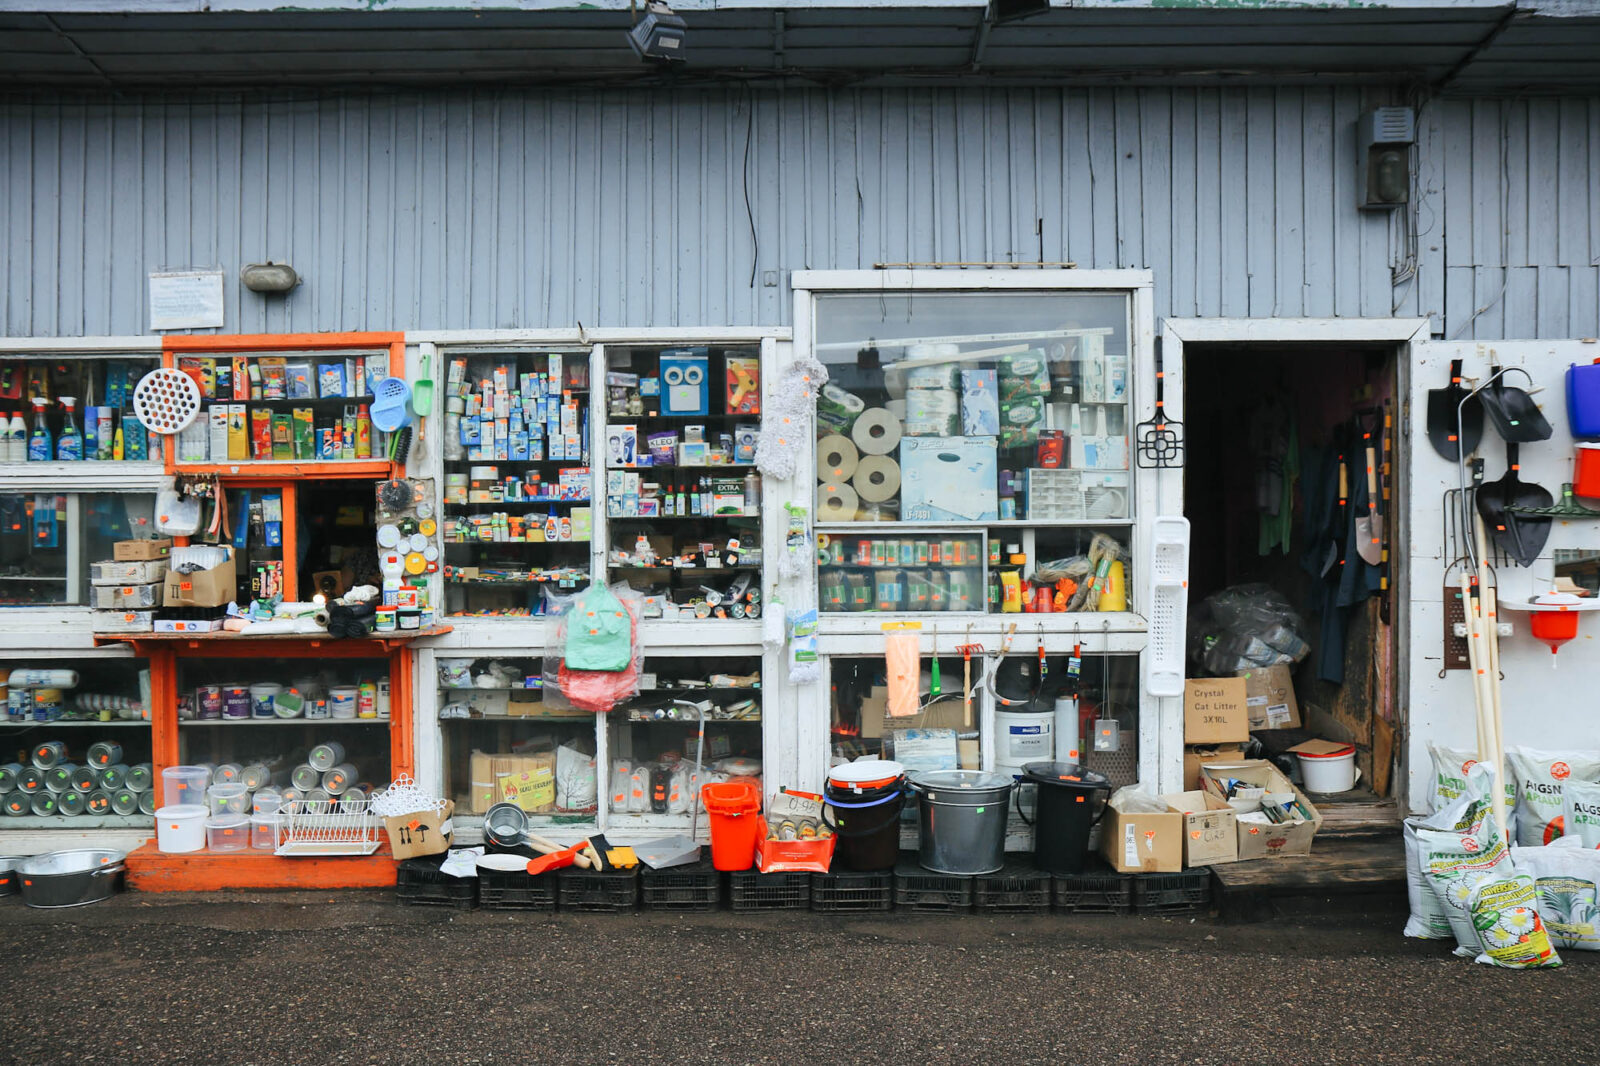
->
155, 804, 208, 854
1297, 744, 1358, 793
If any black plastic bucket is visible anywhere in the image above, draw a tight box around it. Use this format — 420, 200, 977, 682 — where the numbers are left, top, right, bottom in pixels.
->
1019, 761, 1111, 875
822, 788, 905, 871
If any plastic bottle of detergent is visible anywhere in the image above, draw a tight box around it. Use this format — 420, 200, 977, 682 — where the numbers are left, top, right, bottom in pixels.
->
27, 398, 52, 461
55, 397, 82, 461
6, 412, 25, 461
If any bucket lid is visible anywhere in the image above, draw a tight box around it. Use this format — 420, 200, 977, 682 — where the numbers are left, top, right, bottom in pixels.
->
204, 814, 247, 828
155, 804, 207, 819
1295, 744, 1356, 759
1020, 761, 1111, 789
908, 770, 1015, 792
827, 759, 905, 787
702, 781, 761, 814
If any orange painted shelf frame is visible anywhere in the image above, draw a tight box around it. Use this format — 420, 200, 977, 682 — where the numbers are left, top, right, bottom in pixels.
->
161, 331, 406, 481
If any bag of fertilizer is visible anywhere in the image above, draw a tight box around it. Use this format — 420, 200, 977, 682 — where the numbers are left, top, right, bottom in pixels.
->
1419, 766, 1514, 956
1562, 778, 1600, 850
1467, 873, 1562, 968
1404, 788, 1485, 939
1512, 838, 1600, 951
1507, 747, 1600, 845
1428, 744, 1517, 833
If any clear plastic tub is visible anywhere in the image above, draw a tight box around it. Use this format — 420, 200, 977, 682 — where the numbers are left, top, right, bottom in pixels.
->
205, 814, 249, 852
206, 783, 249, 815
250, 814, 282, 850
252, 786, 283, 816
161, 765, 210, 807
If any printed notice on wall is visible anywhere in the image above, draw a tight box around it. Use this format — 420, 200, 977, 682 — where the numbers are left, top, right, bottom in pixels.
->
148, 271, 224, 331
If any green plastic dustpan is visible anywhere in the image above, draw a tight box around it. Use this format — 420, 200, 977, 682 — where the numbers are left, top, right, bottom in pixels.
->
411, 353, 434, 440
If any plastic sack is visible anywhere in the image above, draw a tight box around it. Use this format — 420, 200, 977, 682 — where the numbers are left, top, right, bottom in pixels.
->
155, 487, 201, 537
1109, 785, 1168, 815
1404, 786, 1486, 940
564, 583, 634, 672
547, 582, 644, 713
1428, 745, 1478, 814
1513, 839, 1600, 950
1563, 779, 1600, 849
1507, 747, 1600, 846
1419, 769, 1514, 957
885, 630, 919, 719
1207, 583, 1305, 638
1468, 874, 1562, 969
555, 742, 597, 812
437, 659, 474, 689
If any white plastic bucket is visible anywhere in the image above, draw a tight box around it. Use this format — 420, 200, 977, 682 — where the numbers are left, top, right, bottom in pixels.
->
995, 709, 1054, 767
328, 687, 358, 720
1297, 745, 1359, 793
155, 804, 208, 854
249, 683, 282, 719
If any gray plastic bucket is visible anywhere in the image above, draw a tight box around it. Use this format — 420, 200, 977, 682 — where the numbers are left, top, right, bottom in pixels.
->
907, 770, 1015, 875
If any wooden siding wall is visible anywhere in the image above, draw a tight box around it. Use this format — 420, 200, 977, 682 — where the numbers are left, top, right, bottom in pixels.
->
1, 88, 1596, 339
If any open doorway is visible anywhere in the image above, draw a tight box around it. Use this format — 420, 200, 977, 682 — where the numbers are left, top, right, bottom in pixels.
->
1182, 343, 1401, 825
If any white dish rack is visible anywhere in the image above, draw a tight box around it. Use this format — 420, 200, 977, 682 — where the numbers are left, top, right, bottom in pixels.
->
274, 798, 382, 856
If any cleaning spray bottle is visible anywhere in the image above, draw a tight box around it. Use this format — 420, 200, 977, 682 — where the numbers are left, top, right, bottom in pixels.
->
27, 398, 52, 461
7, 411, 25, 462
55, 397, 81, 461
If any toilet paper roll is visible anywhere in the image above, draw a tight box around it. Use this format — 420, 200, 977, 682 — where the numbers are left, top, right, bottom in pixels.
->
885, 399, 907, 420
853, 455, 901, 503
817, 434, 860, 482
851, 408, 903, 456
817, 480, 861, 522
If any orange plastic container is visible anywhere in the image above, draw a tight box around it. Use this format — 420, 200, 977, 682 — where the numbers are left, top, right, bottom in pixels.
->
702, 781, 762, 871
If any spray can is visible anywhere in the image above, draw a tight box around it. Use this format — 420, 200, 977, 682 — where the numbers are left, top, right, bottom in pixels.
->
355, 404, 372, 459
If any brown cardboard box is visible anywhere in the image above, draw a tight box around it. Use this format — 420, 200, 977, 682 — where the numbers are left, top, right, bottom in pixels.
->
1160, 790, 1239, 866
859, 685, 970, 738
384, 800, 456, 859
113, 538, 172, 561
162, 549, 237, 608
1235, 663, 1301, 730
1099, 805, 1185, 873
1199, 759, 1322, 860
1183, 678, 1250, 745
1183, 745, 1246, 791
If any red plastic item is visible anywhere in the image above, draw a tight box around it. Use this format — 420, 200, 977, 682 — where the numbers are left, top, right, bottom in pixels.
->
1531, 609, 1580, 656
1575, 445, 1600, 498
702, 781, 762, 871
756, 832, 837, 874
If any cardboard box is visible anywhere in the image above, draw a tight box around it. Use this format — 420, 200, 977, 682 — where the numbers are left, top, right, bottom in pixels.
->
1199, 759, 1322, 861
384, 799, 456, 860
90, 583, 163, 610
1235, 663, 1301, 730
1099, 804, 1185, 874
89, 559, 168, 586
858, 685, 971, 738
113, 538, 172, 561
92, 609, 154, 634
1183, 744, 1246, 791
1183, 678, 1250, 745
162, 549, 237, 608
1160, 790, 1239, 866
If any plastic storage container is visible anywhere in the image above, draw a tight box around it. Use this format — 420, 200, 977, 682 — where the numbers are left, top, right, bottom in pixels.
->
702, 781, 762, 871
205, 814, 249, 852
206, 783, 249, 815
1568, 359, 1600, 439
161, 765, 210, 807
250, 814, 282, 850
1575, 445, 1600, 498
252, 787, 283, 816
156, 804, 208, 853
1017, 761, 1112, 875
249, 682, 283, 719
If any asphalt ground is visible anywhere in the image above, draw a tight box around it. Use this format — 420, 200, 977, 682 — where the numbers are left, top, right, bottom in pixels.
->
1, 888, 1597, 1065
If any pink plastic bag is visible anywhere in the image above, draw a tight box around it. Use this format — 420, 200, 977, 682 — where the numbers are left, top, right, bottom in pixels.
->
885, 630, 919, 718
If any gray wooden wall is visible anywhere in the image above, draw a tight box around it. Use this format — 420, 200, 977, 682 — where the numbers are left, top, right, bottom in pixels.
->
2, 88, 1596, 339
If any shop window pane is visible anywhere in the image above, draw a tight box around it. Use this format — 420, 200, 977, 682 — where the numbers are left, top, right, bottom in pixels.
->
0, 493, 157, 605
437, 655, 598, 827
0, 356, 161, 462
440, 350, 593, 617
812, 291, 1132, 526
606, 654, 762, 831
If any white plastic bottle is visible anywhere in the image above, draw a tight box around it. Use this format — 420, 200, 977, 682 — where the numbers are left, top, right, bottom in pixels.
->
7, 412, 25, 462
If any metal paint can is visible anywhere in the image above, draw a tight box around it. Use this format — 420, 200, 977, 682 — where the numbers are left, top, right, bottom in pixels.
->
240, 763, 272, 790
87, 741, 123, 768
126, 763, 153, 792
30, 791, 59, 817
97, 764, 129, 791
84, 790, 111, 816
69, 765, 99, 793
304, 788, 333, 813
44, 763, 78, 794
291, 764, 321, 791
0, 762, 22, 793
3, 794, 29, 817
197, 684, 223, 720
321, 763, 357, 794
57, 790, 86, 817
31, 740, 67, 770
221, 682, 250, 719
308, 742, 345, 772
212, 762, 243, 785
15, 767, 44, 795
138, 790, 157, 816
110, 789, 140, 816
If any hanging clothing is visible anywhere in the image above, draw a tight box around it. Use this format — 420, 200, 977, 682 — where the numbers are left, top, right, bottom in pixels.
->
1253, 399, 1299, 556
1299, 422, 1382, 684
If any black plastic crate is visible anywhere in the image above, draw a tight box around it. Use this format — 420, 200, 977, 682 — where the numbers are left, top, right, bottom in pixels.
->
395, 856, 477, 910
973, 863, 1053, 914
811, 870, 893, 913
893, 860, 973, 913
1131, 868, 1212, 914
1052, 860, 1133, 915
556, 867, 640, 912
641, 859, 722, 912
728, 870, 811, 911
478, 868, 558, 912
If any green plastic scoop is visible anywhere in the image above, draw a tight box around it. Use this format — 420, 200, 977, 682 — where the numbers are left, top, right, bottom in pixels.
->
410, 352, 434, 444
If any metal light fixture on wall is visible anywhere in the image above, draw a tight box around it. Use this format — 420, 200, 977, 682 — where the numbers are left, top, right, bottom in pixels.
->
240, 262, 300, 293
628, 1, 687, 61
1357, 107, 1416, 211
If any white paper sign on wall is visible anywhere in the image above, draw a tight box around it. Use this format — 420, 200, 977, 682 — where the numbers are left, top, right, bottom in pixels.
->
148, 270, 224, 331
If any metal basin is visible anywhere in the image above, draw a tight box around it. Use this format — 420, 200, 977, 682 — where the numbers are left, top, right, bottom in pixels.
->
15, 849, 125, 908
0, 855, 17, 897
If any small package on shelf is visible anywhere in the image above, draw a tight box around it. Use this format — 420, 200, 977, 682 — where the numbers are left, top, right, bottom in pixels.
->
90, 558, 168, 586
93, 609, 154, 634
90, 583, 163, 609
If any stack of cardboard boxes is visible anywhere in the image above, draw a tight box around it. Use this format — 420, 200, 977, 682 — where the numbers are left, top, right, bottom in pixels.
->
87, 539, 172, 634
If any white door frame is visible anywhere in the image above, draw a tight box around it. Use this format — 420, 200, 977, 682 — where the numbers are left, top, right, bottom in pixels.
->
1160, 317, 1430, 796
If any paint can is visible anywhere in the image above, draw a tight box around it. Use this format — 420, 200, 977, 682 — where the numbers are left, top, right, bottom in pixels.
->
221, 682, 250, 720
196, 685, 223, 720
291, 764, 321, 791
110, 789, 140, 816
308, 741, 346, 772
97, 764, 129, 791
212, 763, 243, 785
87, 741, 123, 768
240, 763, 272, 790
16, 767, 45, 795
375, 679, 391, 719
357, 681, 377, 719
0, 762, 23, 793
57, 790, 86, 817
83, 791, 111, 816
44, 763, 79, 794
321, 763, 358, 794
138, 790, 156, 816
328, 687, 358, 720
4, 794, 30, 817
125, 763, 153, 793
69, 765, 99, 793
31, 689, 64, 721
30, 791, 59, 817
249, 683, 282, 719
30, 740, 67, 770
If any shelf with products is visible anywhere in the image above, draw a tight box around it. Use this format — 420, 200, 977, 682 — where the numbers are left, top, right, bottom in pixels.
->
434, 654, 598, 827
440, 348, 593, 618
163, 334, 405, 472
601, 342, 766, 624
0, 355, 161, 465
0, 491, 160, 606
607, 653, 762, 830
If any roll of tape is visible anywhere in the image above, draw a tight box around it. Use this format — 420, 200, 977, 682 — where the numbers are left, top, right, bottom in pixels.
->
816, 434, 860, 482
853, 455, 901, 503
816, 532, 831, 550
817, 480, 861, 521
818, 547, 832, 564
851, 408, 902, 456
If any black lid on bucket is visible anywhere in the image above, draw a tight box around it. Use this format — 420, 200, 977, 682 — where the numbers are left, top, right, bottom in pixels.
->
1020, 761, 1111, 790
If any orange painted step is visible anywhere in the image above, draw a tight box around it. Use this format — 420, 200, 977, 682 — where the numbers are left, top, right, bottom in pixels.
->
126, 840, 398, 892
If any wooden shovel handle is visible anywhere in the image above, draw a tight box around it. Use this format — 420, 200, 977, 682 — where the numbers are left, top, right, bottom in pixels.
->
526, 831, 595, 869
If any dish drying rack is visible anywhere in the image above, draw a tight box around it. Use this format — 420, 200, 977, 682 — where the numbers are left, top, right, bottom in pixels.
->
274, 798, 382, 856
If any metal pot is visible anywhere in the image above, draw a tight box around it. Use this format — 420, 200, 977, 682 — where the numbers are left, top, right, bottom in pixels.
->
15, 849, 125, 908
0, 855, 18, 897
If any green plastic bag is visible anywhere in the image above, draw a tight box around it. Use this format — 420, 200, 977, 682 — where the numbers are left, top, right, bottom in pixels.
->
564, 584, 632, 672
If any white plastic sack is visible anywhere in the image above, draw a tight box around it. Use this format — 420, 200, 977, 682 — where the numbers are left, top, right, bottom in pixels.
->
1507, 747, 1600, 846
1467, 873, 1562, 969
1403, 784, 1484, 940
1427, 745, 1477, 813
1419, 767, 1514, 957
1512, 838, 1600, 951
555, 742, 597, 812
1562, 779, 1600, 850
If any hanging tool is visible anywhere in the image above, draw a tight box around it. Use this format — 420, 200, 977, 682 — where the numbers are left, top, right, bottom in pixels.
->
929, 624, 941, 699
525, 839, 591, 875
1380, 402, 1393, 623
1357, 414, 1382, 566
1427, 358, 1483, 461
1135, 338, 1184, 468
1479, 364, 1552, 443
411, 351, 435, 446
1477, 442, 1553, 568
1506, 483, 1600, 519
957, 630, 984, 733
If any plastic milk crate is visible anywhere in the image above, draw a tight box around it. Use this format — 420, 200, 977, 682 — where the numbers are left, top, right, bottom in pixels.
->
893, 860, 973, 913
810, 870, 894, 913
727, 870, 811, 911
1131, 868, 1212, 914
1052, 858, 1134, 915
640, 859, 723, 912
478, 868, 558, 912
396, 856, 477, 910
972, 863, 1053, 915
556, 868, 640, 913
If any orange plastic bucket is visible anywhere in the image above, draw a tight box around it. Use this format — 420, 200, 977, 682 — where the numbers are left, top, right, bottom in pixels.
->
702, 781, 762, 871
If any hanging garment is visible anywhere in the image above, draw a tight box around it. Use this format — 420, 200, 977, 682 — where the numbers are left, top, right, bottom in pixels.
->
1253, 400, 1299, 556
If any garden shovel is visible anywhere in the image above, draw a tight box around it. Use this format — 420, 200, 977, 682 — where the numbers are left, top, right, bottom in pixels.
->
1427, 358, 1482, 461
1476, 442, 1552, 568
1356, 419, 1382, 566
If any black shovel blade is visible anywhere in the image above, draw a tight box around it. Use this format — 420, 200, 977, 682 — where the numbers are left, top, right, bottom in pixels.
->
1427, 359, 1483, 460
1481, 369, 1553, 443
1476, 444, 1553, 567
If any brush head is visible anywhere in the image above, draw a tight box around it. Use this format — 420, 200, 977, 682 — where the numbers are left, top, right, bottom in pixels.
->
388, 426, 413, 466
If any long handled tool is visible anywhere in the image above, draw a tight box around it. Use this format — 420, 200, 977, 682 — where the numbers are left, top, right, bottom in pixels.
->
957, 632, 984, 732
526, 839, 590, 875
1357, 416, 1382, 565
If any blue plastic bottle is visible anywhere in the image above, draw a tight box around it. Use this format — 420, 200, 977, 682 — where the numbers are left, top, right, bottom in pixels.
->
55, 397, 81, 461
26, 399, 51, 461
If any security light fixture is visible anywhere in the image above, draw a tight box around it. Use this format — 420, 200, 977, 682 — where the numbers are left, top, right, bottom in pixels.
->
1357, 107, 1415, 211
628, 2, 687, 62
240, 262, 299, 293
988, 0, 1051, 24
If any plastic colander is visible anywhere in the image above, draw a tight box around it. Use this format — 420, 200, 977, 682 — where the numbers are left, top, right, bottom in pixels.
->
371, 377, 412, 433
